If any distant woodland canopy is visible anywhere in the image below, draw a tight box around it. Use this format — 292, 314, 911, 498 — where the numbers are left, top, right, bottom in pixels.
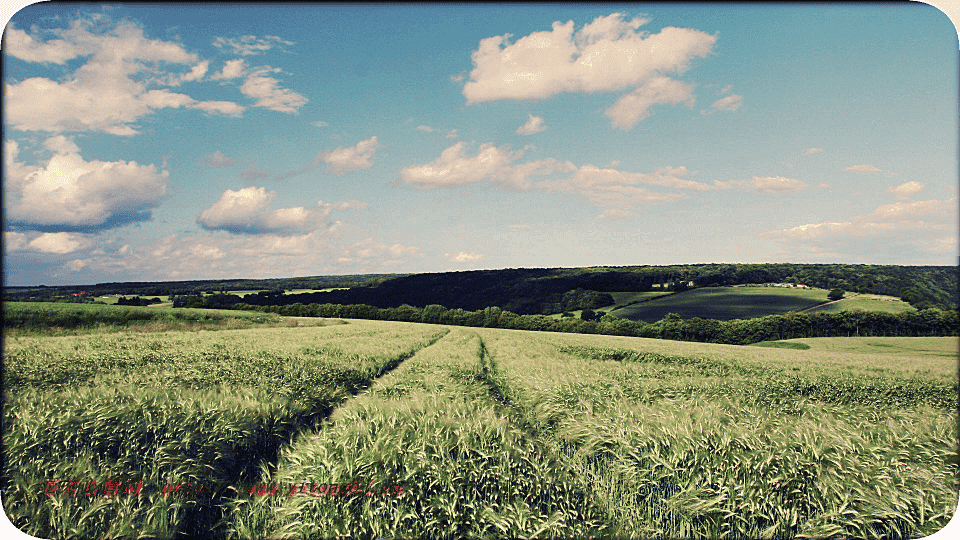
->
5, 263, 957, 313
246, 302, 958, 345
170, 263, 956, 313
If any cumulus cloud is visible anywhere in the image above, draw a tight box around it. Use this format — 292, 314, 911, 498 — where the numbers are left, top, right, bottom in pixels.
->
712, 176, 808, 194
319, 136, 380, 176
213, 35, 294, 56
211, 58, 247, 80
764, 197, 959, 263
463, 13, 714, 103
605, 76, 695, 130
5, 143, 169, 231
804, 148, 824, 155
844, 164, 882, 173
42, 135, 81, 155
517, 114, 546, 135
885, 181, 924, 200
710, 94, 742, 112
448, 251, 483, 262
239, 67, 308, 113
4, 19, 245, 134
398, 142, 571, 190
196, 186, 332, 235
4, 25, 82, 64
27, 232, 95, 254
3, 231, 95, 254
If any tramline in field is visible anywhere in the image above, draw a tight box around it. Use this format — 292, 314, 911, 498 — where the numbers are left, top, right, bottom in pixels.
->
2, 304, 957, 539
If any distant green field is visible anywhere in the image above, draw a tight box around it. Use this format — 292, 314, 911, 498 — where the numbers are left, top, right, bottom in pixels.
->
609, 286, 833, 322
224, 288, 347, 297
780, 336, 957, 358
803, 293, 915, 314
607, 290, 673, 306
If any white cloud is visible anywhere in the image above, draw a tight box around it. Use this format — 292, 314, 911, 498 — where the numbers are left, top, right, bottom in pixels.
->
844, 164, 882, 173
517, 114, 546, 135
196, 186, 331, 235
711, 94, 742, 111
510, 224, 532, 230
4, 231, 29, 252
239, 67, 308, 113
6, 146, 169, 231
605, 76, 696, 129
324, 200, 368, 211
199, 151, 236, 168
804, 148, 824, 155
314, 121, 329, 127
712, 176, 808, 194
320, 136, 380, 176
463, 13, 714, 105
398, 142, 571, 190
211, 58, 247, 80
886, 181, 924, 199
213, 35, 294, 56
42, 135, 81, 155
417, 125, 459, 138
4, 25, 81, 64
27, 232, 95, 254
5, 19, 245, 135
346, 237, 423, 264
538, 164, 703, 217
448, 251, 483, 262
764, 197, 959, 263
190, 100, 246, 117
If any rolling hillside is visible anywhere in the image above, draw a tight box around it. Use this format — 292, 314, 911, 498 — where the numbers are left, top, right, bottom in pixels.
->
606, 286, 914, 322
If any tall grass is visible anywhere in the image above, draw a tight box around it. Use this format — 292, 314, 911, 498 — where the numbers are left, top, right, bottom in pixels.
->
3, 321, 447, 539
3, 301, 284, 336
475, 328, 959, 538
225, 328, 612, 539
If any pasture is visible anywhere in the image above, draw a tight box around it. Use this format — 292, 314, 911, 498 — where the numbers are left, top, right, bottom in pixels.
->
2, 304, 956, 539
803, 293, 917, 314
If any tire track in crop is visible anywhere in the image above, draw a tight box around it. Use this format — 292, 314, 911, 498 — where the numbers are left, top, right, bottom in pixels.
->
472, 336, 617, 534
190, 327, 451, 540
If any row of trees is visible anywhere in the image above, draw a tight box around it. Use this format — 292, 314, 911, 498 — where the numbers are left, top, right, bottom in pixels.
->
231, 301, 958, 345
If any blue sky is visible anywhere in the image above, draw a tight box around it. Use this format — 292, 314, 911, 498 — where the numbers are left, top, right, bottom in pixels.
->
3, 3, 958, 286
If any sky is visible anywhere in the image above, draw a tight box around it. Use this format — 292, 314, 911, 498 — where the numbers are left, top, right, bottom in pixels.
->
2, 2, 959, 287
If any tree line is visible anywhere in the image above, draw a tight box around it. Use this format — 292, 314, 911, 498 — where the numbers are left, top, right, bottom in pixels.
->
229, 301, 958, 345
8, 263, 957, 312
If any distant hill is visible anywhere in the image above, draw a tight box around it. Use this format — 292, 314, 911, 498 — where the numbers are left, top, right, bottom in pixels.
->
606, 286, 916, 323
6, 263, 957, 314
236, 263, 957, 314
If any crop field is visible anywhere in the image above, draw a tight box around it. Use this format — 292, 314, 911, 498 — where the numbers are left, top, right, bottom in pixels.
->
781, 336, 958, 358
3, 301, 287, 336
609, 286, 841, 322
3, 308, 957, 539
